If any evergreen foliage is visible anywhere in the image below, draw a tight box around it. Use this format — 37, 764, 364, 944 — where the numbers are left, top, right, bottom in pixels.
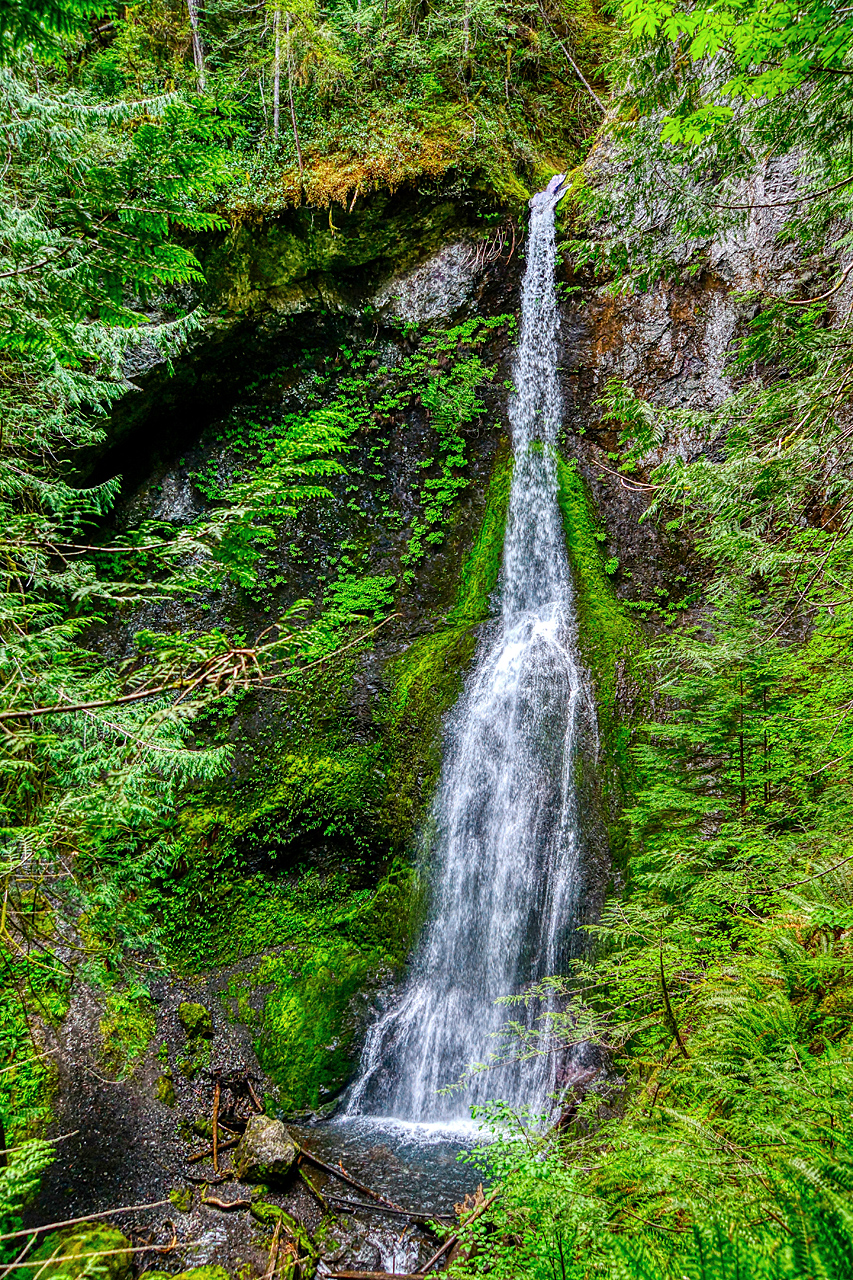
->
3, 0, 853, 1271
450, 3, 853, 1279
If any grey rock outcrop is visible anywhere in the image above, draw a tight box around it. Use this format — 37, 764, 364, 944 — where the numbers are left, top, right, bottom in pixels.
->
234, 1114, 298, 1183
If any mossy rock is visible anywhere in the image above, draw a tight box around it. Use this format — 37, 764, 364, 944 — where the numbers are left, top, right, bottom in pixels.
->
235, 1113, 297, 1182
154, 1070, 176, 1106
178, 1001, 213, 1038
30, 1225, 132, 1279
140, 1269, 230, 1280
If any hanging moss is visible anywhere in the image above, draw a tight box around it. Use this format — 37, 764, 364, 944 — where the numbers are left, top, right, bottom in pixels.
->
556, 453, 645, 865
379, 437, 513, 844
158, 440, 514, 1112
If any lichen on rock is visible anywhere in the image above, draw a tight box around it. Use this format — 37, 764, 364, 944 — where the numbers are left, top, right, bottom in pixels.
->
235, 1113, 298, 1182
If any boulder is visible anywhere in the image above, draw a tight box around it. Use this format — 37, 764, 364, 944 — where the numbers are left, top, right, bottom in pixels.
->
31, 1226, 132, 1279
178, 1001, 213, 1038
234, 1113, 297, 1182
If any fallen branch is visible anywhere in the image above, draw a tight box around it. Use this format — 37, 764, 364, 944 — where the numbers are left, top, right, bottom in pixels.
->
325, 1273, 425, 1279
295, 1144, 405, 1212
537, 0, 604, 110
326, 1195, 446, 1228
659, 950, 689, 1060
418, 1186, 502, 1274
201, 1194, 251, 1211
778, 849, 853, 888
212, 1079, 221, 1173
298, 1165, 330, 1213
0, 1049, 59, 1078
263, 1217, 282, 1280
0, 1199, 172, 1244
0, 1126, 74, 1153
10, 1242, 202, 1267
187, 1137, 238, 1164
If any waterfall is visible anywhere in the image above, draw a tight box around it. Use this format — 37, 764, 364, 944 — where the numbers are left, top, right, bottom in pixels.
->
348, 176, 591, 1127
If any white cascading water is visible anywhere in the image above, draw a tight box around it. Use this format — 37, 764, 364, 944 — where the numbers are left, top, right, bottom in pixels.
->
347, 176, 591, 1126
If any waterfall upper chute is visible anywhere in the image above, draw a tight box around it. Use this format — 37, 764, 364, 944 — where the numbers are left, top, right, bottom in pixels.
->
347, 178, 591, 1127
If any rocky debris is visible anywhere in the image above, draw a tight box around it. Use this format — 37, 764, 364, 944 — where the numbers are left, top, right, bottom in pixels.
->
29, 1225, 132, 1280
235, 1114, 298, 1182
178, 1002, 214, 1038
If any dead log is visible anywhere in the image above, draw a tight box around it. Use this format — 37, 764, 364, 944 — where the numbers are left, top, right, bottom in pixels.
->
295, 1145, 404, 1212
326, 1195, 446, 1229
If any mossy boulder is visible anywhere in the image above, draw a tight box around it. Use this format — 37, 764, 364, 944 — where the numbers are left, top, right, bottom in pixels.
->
178, 1001, 213, 1038
235, 1113, 297, 1182
140, 1269, 230, 1280
30, 1225, 132, 1279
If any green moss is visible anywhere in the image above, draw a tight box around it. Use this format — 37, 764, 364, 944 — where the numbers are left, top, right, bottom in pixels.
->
557, 456, 638, 715
556, 454, 645, 861
220, 860, 417, 1112
154, 1071, 176, 1106
169, 1186, 194, 1212
28, 1225, 132, 1280
98, 984, 156, 1079
381, 437, 513, 842
140, 1270, 229, 1280
178, 1001, 213, 1037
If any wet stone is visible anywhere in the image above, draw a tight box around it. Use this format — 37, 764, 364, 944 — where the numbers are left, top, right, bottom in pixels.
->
31, 1226, 132, 1280
235, 1113, 297, 1182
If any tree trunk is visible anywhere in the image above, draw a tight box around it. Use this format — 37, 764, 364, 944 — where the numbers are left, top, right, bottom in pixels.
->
286, 14, 304, 180
273, 7, 281, 137
186, 0, 206, 91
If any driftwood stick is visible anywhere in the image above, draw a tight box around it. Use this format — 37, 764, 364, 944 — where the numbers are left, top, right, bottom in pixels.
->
247, 1079, 264, 1111
201, 1194, 251, 1212
418, 1186, 502, 1274
295, 1145, 404, 1212
298, 1164, 330, 1213
212, 1079, 221, 1173
187, 1137, 238, 1164
326, 1195, 447, 1228
0, 1199, 172, 1244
